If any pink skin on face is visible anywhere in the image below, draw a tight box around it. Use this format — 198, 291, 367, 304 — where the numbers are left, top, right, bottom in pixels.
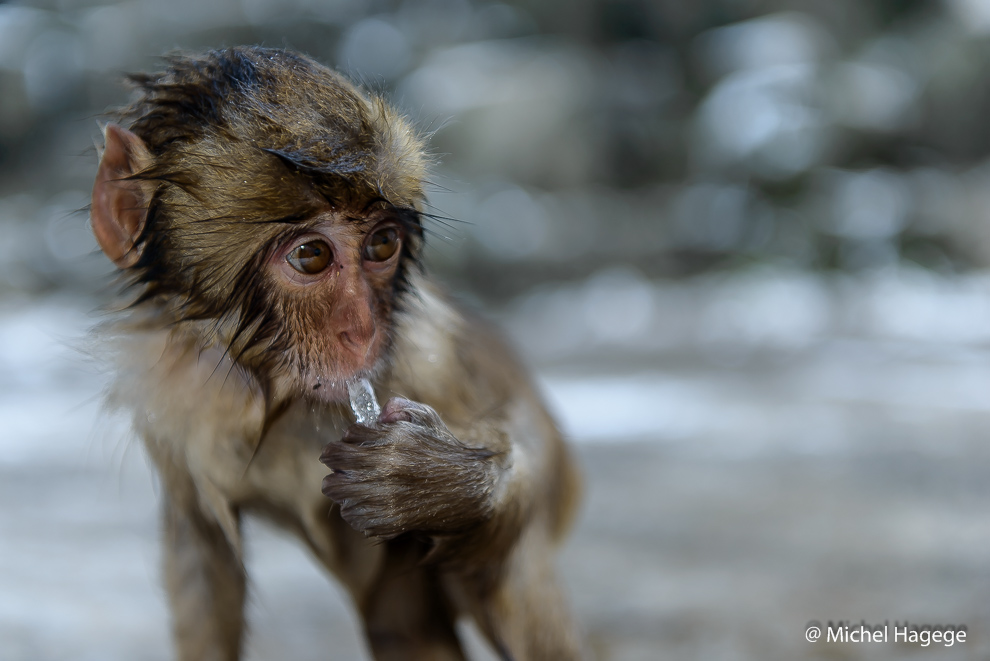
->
268, 212, 404, 403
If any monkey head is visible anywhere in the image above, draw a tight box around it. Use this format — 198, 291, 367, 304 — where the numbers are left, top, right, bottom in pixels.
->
90, 47, 429, 404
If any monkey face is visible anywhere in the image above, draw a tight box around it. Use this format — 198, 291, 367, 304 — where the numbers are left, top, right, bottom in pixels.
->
90, 48, 430, 406
267, 207, 408, 403
91, 117, 422, 406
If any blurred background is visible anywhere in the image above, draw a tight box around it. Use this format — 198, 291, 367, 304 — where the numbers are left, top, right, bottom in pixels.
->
4, 0, 990, 659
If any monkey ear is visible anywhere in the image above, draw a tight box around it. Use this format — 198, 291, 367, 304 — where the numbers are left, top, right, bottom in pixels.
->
91, 123, 155, 268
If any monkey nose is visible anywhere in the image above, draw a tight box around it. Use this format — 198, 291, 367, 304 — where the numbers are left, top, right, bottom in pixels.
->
338, 330, 368, 353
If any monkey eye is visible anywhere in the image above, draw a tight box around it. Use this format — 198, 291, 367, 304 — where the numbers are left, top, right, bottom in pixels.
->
364, 227, 400, 262
286, 240, 333, 274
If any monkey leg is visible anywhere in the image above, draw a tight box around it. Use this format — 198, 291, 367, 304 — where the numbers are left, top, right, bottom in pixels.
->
359, 537, 466, 661
162, 496, 246, 661
455, 525, 585, 661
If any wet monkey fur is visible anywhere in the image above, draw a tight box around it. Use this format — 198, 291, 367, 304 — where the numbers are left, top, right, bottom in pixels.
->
90, 47, 583, 660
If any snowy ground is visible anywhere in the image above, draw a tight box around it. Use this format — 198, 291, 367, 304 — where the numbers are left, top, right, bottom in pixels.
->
3, 268, 990, 660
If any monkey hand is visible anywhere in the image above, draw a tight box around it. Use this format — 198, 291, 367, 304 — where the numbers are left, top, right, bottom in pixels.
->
320, 397, 499, 540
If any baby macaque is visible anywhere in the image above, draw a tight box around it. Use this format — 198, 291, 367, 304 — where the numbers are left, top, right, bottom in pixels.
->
90, 46, 582, 661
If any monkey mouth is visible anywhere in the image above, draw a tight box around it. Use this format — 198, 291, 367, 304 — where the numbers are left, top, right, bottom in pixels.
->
303, 362, 382, 406
277, 329, 387, 405
303, 377, 348, 404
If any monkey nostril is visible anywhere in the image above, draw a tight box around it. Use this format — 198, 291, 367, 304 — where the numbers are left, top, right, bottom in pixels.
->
339, 325, 375, 352
338, 331, 360, 352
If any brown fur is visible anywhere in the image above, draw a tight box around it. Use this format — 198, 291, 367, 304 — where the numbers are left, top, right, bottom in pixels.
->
91, 47, 582, 661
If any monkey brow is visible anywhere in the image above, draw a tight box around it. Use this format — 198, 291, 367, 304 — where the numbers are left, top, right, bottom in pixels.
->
253, 212, 312, 226
394, 205, 423, 233
339, 198, 391, 223
362, 196, 389, 212
261, 147, 365, 177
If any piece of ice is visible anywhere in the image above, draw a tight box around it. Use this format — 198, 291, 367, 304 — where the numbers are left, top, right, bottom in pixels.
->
347, 377, 380, 425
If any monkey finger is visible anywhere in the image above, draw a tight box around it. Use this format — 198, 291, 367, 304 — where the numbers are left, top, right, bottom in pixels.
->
321, 470, 370, 501
339, 423, 390, 446
319, 440, 377, 471
321, 471, 345, 496
319, 441, 342, 466
378, 397, 442, 427
322, 478, 399, 535
335, 499, 404, 539
378, 397, 416, 423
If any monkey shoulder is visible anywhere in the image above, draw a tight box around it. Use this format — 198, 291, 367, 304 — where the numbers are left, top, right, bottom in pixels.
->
391, 283, 518, 393
104, 324, 270, 490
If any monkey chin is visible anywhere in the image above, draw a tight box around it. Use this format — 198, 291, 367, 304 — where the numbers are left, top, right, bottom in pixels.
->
292, 359, 386, 408
282, 329, 389, 406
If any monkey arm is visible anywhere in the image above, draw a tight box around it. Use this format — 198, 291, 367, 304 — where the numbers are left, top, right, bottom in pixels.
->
320, 397, 497, 537
319, 279, 579, 566
320, 326, 575, 568
319, 385, 586, 660
319, 396, 523, 555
